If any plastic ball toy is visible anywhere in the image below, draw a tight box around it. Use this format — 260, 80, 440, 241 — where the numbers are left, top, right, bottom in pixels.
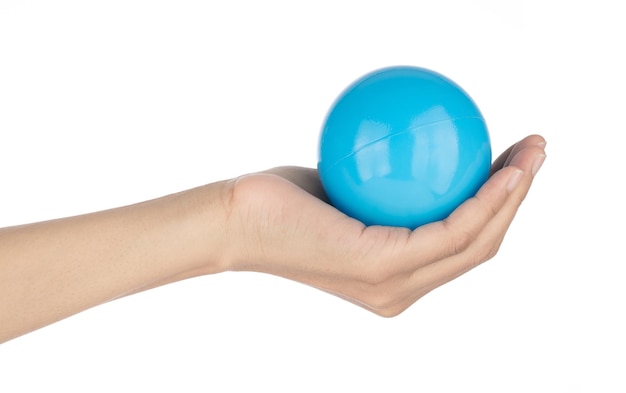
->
318, 66, 491, 229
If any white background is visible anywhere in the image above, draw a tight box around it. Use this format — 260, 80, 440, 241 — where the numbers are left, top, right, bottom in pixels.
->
1, 0, 624, 391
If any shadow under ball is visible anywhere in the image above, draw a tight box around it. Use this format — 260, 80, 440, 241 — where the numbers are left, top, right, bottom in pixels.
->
318, 66, 492, 229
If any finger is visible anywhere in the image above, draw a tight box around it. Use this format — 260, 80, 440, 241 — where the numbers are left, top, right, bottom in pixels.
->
490, 134, 546, 176
490, 144, 515, 176
503, 134, 546, 168
478, 144, 546, 253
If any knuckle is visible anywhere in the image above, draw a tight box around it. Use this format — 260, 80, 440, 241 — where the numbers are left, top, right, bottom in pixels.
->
453, 229, 474, 253
440, 217, 476, 256
475, 234, 506, 263
444, 226, 474, 256
483, 241, 503, 261
464, 241, 501, 269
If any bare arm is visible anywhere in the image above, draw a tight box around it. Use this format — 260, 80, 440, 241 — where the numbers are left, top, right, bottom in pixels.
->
0, 181, 232, 343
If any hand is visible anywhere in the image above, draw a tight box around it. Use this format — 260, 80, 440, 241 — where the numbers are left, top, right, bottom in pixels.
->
0, 134, 546, 342
223, 134, 547, 316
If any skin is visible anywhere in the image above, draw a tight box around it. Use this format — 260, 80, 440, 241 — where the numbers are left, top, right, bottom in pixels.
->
0, 134, 546, 343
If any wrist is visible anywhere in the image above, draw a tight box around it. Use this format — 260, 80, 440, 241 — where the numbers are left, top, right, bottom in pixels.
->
108, 179, 236, 297
165, 179, 235, 277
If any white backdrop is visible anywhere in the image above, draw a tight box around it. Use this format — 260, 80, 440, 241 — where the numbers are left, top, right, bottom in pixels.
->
1, 1, 624, 391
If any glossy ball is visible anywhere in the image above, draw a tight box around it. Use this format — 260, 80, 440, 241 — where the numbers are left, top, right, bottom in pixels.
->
318, 66, 491, 229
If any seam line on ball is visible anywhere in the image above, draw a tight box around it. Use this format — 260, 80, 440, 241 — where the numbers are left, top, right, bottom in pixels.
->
322, 115, 485, 170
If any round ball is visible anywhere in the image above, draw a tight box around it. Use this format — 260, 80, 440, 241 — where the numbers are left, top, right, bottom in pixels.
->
318, 66, 491, 229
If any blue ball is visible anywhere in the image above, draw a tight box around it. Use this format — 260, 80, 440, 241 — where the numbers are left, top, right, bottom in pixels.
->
318, 66, 491, 229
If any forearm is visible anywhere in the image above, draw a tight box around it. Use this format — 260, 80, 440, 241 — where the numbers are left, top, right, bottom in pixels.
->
0, 181, 232, 343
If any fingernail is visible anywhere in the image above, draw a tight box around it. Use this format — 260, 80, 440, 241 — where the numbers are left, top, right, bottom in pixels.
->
537, 140, 547, 148
532, 154, 546, 176
507, 169, 524, 192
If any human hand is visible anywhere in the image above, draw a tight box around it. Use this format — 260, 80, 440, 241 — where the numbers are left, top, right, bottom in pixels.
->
223, 134, 547, 316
